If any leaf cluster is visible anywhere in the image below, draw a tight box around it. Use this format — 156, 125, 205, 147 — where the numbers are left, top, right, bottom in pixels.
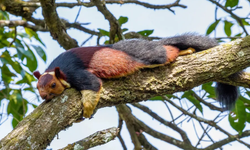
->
0, 10, 46, 127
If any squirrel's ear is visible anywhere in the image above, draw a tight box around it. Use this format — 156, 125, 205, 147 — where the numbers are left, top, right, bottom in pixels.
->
33, 71, 41, 79
54, 67, 66, 80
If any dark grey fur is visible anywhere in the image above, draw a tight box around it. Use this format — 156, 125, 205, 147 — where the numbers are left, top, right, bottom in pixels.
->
159, 33, 219, 51
112, 40, 167, 65
112, 33, 218, 65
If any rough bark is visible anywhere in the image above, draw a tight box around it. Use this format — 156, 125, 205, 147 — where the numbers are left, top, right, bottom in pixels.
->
1, 36, 250, 149
59, 127, 119, 150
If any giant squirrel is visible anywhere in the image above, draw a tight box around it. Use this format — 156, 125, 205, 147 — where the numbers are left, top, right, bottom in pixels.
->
33, 34, 238, 118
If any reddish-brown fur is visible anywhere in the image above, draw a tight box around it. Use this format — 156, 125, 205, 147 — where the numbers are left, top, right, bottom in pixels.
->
71, 46, 179, 78
164, 45, 179, 63
36, 72, 66, 100
38, 74, 53, 87
86, 48, 145, 78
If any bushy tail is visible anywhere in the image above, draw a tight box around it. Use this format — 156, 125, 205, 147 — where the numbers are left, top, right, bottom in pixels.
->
215, 83, 238, 110
160, 33, 239, 110
159, 33, 218, 51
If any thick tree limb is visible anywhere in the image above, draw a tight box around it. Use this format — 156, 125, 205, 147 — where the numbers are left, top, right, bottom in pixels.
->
59, 127, 119, 150
1, 36, 250, 149
40, 0, 78, 49
0, 0, 38, 18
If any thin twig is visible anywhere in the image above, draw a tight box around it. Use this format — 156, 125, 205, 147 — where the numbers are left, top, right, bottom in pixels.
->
9, 27, 17, 47
208, 0, 249, 35
117, 115, 127, 150
162, 101, 175, 124
132, 103, 192, 146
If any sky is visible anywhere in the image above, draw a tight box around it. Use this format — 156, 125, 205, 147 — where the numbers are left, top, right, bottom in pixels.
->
1, 0, 250, 150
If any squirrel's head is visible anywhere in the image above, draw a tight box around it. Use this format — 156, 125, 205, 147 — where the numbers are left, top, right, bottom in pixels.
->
33, 67, 70, 101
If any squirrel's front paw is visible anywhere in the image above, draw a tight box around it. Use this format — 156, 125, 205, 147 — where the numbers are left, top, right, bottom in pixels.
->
81, 90, 101, 118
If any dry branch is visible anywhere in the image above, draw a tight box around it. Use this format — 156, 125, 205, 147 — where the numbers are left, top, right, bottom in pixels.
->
40, 0, 78, 49
59, 127, 119, 150
116, 104, 158, 150
132, 103, 191, 144
91, 0, 124, 43
1, 36, 250, 149
0, 20, 46, 31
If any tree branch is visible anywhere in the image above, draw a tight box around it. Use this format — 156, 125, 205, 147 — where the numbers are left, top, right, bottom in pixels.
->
40, 0, 78, 49
0, 20, 47, 31
132, 103, 192, 145
91, 0, 124, 43
116, 104, 158, 150
11, 0, 187, 12
116, 104, 194, 149
203, 130, 250, 150
117, 115, 127, 150
208, 0, 249, 35
1, 36, 250, 149
117, 105, 142, 150
59, 127, 119, 150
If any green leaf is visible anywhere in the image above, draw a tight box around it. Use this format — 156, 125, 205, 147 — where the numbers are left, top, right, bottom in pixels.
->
137, 30, 154, 37
0, 10, 9, 20
25, 49, 38, 72
17, 32, 30, 39
182, 91, 203, 113
32, 104, 37, 109
0, 32, 10, 48
165, 94, 179, 99
1, 64, 16, 83
224, 21, 233, 37
228, 100, 246, 134
24, 27, 46, 47
0, 50, 22, 74
122, 28, 128, 33
98, 28, 110, 36
16, 72, 36, 86
234, 33, 243, 37
31, 45, 47, 62
225, 0, 239, 8
118, 16, 128, 26
241, 19, 250, 26
0, 88, 10, 101
150, 96, 163, 101
206, 20, 220, 35
238, 95, 250, 105
7, 90, 27, 128
202, 82, 216, 99
23, 87, 35, 93
246, 112, 250, 123
12, 118, 19, 128
24, 27, 37, 39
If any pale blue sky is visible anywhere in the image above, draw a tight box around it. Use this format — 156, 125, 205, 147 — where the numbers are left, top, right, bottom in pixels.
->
1, 0, 250, 150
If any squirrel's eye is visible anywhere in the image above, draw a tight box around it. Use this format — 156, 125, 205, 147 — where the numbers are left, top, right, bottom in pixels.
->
51, 83, 56, 88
